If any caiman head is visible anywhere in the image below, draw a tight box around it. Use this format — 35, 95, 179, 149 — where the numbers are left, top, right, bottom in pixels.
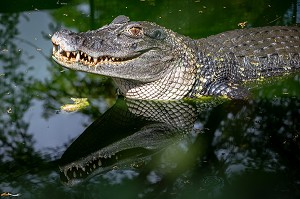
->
51, 15, 197, 100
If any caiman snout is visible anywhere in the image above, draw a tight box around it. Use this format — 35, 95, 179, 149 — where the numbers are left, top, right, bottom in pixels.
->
51, 29, 82, 52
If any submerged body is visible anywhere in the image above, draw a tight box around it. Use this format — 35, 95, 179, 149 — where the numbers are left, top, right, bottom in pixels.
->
52, 15, 300, 100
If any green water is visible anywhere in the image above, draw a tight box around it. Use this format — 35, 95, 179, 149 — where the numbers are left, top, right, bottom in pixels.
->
0, 0, 300, 198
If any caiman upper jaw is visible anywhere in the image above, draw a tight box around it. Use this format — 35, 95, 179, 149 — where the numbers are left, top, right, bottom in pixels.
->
52, 43, 139, 67
59, 146, 151, 186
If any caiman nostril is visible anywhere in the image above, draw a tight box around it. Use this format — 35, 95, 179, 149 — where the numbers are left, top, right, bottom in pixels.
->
131, 43, 138, 50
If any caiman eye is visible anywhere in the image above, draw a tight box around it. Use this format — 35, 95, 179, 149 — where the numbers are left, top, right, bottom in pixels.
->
127, 26, 143, 37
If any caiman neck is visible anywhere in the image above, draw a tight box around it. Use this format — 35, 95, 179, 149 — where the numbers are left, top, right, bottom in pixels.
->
113, 36, 199, 100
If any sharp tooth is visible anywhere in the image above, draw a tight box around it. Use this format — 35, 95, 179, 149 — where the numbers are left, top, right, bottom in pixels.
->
112, 57, 115, 61
76, 52, 80, 61
72, 52, 76, 56
52, 46, 56, 53
104, 57, 108, 62
98, 159, 102, 166
88, 56, 92, 62
80, 51, 83, 55
93, 57, 98, 64
66, 52, 70, 57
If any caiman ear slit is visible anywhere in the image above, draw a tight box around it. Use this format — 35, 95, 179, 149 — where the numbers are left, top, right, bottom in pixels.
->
147, 29, 166, 40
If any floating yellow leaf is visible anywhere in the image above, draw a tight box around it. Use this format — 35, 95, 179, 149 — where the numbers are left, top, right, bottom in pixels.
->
60, 98, 89, 112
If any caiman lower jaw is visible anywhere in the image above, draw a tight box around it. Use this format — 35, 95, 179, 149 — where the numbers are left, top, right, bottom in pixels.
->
52, 43, 138, 67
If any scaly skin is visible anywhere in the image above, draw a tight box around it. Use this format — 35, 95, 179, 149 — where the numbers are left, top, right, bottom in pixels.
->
51, 15, 300, 100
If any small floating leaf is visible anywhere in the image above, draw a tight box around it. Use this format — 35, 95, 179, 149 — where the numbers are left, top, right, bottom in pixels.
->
1, 192, 21, 197
238, 21, 247, 28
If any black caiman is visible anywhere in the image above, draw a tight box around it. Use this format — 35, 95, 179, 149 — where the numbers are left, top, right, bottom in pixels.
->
51, 15, 300, 100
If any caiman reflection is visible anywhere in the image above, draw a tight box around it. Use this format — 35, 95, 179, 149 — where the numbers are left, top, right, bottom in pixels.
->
58, 91, 300, 197
58, 97, 225, 186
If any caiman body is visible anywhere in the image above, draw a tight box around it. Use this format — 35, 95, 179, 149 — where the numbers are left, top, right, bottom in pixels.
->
52, 15, 300, 100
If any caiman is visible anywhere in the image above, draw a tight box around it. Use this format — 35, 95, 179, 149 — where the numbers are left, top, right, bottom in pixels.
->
51, 15, 300, 100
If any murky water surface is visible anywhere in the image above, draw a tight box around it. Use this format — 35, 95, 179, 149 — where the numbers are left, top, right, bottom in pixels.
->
0, 0, 300, 198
